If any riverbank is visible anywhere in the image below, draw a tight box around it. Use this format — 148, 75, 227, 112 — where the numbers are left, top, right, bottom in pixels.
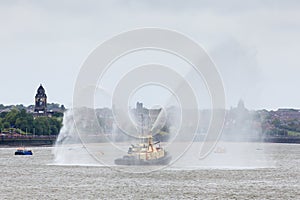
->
1, 136, 300, 147
0, 135, 57, 146
263, 136, 300, 144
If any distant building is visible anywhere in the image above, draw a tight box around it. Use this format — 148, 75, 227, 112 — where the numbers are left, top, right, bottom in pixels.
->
237, 99, 246, 111
132, 102, 162, 134
34, 84, 47, 115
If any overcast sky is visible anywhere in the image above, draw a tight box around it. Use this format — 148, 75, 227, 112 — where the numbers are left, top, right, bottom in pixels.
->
0, 0, 299, 110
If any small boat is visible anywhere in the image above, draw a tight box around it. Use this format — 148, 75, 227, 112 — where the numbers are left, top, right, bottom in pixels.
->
114, 135, 172, 166
214, 146, 226, 154
15, 147, 33, 155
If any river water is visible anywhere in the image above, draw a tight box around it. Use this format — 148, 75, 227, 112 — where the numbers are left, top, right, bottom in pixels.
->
1, 142, 300, 199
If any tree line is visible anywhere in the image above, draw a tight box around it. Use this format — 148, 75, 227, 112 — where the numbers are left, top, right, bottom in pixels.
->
0, 109, 62, 135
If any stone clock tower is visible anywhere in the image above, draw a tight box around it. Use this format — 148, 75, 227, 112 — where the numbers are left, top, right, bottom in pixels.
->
34, 84, 47, 113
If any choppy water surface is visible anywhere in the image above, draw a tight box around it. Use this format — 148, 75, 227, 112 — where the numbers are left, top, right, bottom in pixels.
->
1, 143, 300, 199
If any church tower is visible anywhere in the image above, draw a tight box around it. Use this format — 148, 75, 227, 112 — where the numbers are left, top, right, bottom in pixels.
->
34, 84, 47, 114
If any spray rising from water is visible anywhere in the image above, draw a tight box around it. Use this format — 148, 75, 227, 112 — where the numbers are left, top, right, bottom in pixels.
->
53, 109, 100, 166
53, 103, 271, 170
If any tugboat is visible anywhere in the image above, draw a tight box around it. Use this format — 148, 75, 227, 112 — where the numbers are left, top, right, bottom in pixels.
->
114, 135, 172, 165
15, 147, 33, 155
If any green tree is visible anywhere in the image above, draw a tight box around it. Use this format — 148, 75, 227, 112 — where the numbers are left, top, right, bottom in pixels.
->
50, 125, 58, 135
0, 107, 63, 135
15, 118, 28, 132
33, 117, 49, 135
0, 104, 5, 109
272, 118, 281, 128
13, 109, 34, 133
3, 122, 10, 129
0, 118, 3, 130
48, 117, 62, 135
0, 111, 7, 118
4, 109, 19, 127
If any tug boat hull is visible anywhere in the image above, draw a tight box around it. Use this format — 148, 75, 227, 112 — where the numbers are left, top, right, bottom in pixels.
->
114, 152, 172, 166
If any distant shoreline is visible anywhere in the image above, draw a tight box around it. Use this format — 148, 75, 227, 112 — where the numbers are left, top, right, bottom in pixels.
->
0, 136, 57, 147
263, 136, 300, 144
1, 136, 300, 147
0, 144, 54, 148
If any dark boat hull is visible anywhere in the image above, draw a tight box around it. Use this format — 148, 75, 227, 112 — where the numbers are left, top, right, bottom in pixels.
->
114, 153, 172, 166
15, 151, 33, 155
